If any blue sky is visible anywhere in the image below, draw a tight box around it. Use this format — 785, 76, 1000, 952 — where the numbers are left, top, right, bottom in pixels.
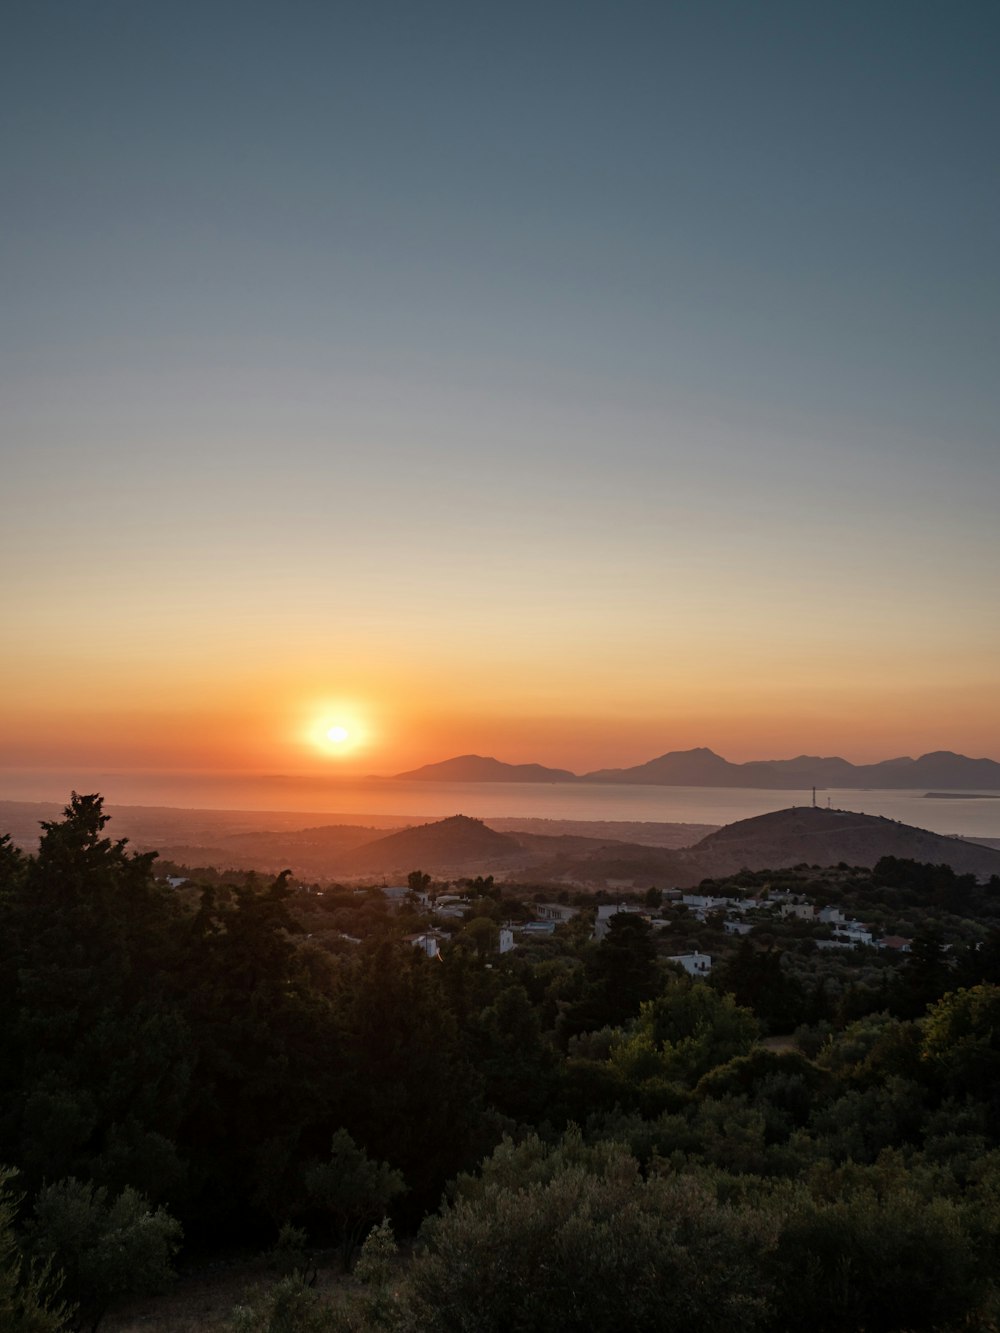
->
3, 1, 999, 774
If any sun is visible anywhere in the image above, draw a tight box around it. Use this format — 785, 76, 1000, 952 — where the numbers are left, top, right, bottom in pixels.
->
300, 703, 373, 761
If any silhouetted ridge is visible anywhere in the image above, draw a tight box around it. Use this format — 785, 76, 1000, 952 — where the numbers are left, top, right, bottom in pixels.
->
395, 754, 577, 782
337, 814, 524, 874
396, 748, 1000, 789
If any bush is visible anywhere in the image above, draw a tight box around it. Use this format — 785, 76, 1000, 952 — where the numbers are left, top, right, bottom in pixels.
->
28, 1177, 180, 1331
398, 1138, 775, 1332
0, 1169, 66, 1332
230, 1274, 342, 1333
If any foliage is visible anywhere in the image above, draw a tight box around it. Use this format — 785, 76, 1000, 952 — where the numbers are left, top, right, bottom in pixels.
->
353, 1218, 400, 1327
230, 1274, 343, 1333
922, 984, 1000, 1114
28, 1177, 181, 1331
6, 801, 1000, 1328
400, 1137, 775, 1332
305, 1131, 404, 1269
267, 1223, 311, 1279
0, 1169, 66, 1332
770, 1182, 987, 1331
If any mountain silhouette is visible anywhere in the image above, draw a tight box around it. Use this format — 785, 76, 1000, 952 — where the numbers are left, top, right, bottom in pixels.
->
396, 748, 1000, 790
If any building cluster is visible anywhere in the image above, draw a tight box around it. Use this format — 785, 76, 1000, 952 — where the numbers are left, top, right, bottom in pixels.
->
372, 880, 912, 969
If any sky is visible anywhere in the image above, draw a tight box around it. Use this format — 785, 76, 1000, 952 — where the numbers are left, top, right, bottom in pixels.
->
3, 0, 999, 789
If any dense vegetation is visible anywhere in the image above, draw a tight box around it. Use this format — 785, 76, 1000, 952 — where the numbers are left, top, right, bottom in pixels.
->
3, 796, 1000, 1330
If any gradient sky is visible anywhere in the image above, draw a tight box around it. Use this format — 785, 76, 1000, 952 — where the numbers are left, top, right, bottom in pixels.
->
3, 0, 999, 782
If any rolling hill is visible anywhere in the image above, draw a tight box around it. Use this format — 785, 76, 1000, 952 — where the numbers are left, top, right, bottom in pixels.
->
334, 814, 528, 876
7, 799, 999, 888
523, 807, 1000, 887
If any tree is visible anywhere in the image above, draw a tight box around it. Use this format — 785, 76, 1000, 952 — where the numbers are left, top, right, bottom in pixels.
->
892, 928, 951, 1018
770, 1184, 985, 1331
304, 1130, 403, 1269
399, 1137, 775, 1331
560, 913, 660, 1040
0, 1169, 66, 1332
610, 981, 759, 1099
455, 916, 499, 959
2, 795, 192, 1201
28, 1178, 181, 1332
468, 985, 559, 1124
710, 939, 805, 1032
922, 984, 1000, 1113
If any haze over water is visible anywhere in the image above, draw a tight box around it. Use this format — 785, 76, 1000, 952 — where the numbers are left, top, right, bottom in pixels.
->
3, 771, 999, 842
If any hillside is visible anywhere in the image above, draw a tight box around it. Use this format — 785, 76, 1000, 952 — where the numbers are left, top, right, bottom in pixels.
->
684, 806, 1000, 880
335, 814, 527, 875
8, 799, 998, 888
504, 806, 1000, 888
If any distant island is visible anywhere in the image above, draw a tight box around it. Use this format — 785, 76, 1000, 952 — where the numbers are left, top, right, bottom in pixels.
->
395, 747, 1000, 791
924, 791, 1000, 800
394, 754, 577, 783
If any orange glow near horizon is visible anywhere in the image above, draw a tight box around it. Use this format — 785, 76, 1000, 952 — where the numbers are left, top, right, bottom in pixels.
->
3, 674, 999, 782
3, 563, 999, 780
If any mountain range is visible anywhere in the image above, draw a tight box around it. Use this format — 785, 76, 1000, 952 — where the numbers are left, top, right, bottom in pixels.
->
396, 748, 1000, 790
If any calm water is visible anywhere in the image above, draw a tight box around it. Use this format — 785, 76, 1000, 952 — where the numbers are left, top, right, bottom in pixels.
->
3, 770, 1000, 839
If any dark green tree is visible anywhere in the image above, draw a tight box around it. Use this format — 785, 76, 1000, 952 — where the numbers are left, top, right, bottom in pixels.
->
560, 913, 660, 1039
303, 1130, 403, 1269
891, 927, 951, 1019
0, 1169, 66, 1333
407, 870, 431, 896
468, 985, 560, 1124
400, 1138, 775, 1332
711, 940, 805, 1032
28, 1178, 181, 1333
2, 796, 191, 1201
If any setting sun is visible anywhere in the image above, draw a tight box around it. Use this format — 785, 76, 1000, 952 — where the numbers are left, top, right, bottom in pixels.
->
297, 701, 376, 763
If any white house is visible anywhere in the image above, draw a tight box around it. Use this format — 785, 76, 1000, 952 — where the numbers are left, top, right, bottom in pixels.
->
878, 935, 913, 953
518, 921, 557, 937
404, 932, 441, 959
680, 894, 729, 920
780, 901, 815, 921
723, 919, 753, 936
668, 951, 713, 977
536, 903, 579, 923
834, 921, 874, 946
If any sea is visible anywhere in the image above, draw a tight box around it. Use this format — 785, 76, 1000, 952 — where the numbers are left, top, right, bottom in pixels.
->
2, 770, 1000, 841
